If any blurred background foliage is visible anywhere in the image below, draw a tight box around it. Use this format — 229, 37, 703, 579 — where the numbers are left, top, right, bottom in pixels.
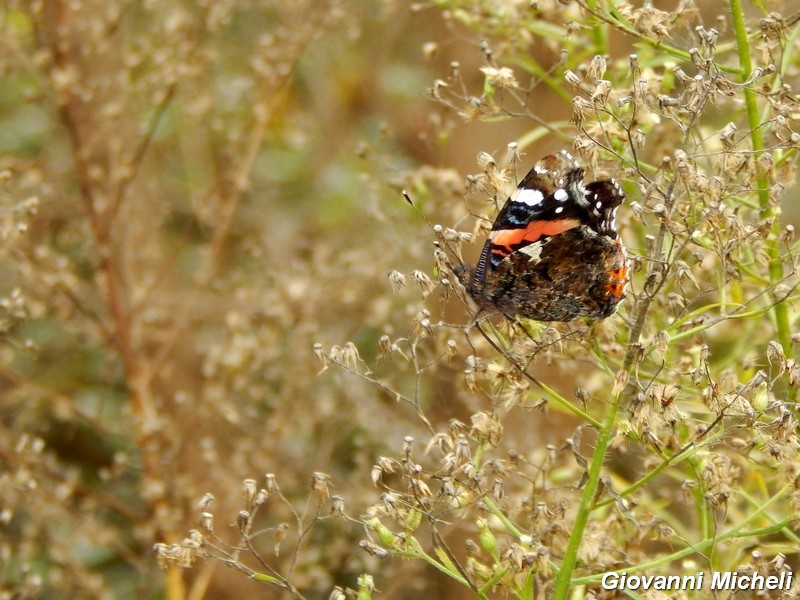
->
2, 0, 800, 599
0, 2, 480, 597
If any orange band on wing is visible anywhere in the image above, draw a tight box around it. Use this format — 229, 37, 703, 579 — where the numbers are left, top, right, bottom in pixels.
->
489, 218, 580, 259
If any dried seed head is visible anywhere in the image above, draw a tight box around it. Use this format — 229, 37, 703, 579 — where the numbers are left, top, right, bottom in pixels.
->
591, 80, 612, 105
634, 78, 648, 104
313, 343, 328, 367
188, 529, 205, 547
253, 489, 269, 508
507, 141, 519, 164
153, 543, 170, 569
471, 412, 503, 446
371, 464, 383, 486
311, 472, 332, 500
564, 69, 582, 88
588, 55, 607, 81
476, 151, 496, 171
264, 473, 277, 493
492, 478, 504, 500
274, 523, 289, 556
242, 479, 257, 507
359, 540, 390, 559
756, 153, 775, 184
378, 334, 393, 358
653, 330, 670, 357
178, 539, 199, 568
388, 270, 406, 292
199, 512, 214, 533
720, 122, 737, 149
767, 341, 787, 374
769, 553, 786, 571
412, 270, 436, 296
455, 434, 471, 462
331, 495, 346, 518
328, 587, 346, 600
782, 224, 795, 244
629, 54, 641, 79
479, 66, 519, 89
237, 510, 250, 531
198, 493, 215, 511
630, 6, 671, 41
571, 96, 593, 128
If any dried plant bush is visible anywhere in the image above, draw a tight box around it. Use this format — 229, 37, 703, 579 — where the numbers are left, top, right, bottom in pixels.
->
2, 1, 800, 599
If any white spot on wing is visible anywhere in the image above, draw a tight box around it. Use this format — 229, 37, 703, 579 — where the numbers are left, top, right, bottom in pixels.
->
555, 206, 564, 214
554, 188, 568, 202
596, 201, 603, 209
519, 242, 543, 262
513, 188, 544, 206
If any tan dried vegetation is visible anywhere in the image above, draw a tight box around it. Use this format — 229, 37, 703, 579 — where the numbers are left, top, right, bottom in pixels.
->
1, 1, 800, 599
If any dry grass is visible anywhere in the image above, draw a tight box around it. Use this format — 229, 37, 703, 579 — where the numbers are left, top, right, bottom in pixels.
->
2, 1, 800, 599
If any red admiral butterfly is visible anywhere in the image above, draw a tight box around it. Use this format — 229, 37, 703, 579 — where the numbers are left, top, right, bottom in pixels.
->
454, 151, 628, 322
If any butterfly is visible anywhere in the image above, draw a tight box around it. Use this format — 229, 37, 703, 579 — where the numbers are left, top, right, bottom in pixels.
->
454, 151, 628, 322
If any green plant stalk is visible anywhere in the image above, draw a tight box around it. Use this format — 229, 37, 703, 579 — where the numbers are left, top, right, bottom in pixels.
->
514, 56, 574, 104
739, 489, 800, 545
585, 0, 607, 54
602, 1, 742, 75
593, 425, 726, 512
522, 571, 535, 600
729, 0, 791, 353
478, 568, 509, 595
571, 483, 792, 585
481, 322, 602, 427
688, 456, 714, 553
483, 497, 524, 538
550, 380, 625, 598
400, 537, 488, 598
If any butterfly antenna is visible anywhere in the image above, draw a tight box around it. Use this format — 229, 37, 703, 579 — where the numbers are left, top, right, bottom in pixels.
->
402, 189, 465, 272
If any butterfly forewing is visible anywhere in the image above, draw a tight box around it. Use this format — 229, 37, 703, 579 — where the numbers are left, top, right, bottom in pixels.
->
486, 151, 592, 268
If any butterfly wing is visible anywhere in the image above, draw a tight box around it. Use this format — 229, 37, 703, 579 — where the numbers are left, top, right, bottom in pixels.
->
483, 151, 592, 270
582, 179, 625, 238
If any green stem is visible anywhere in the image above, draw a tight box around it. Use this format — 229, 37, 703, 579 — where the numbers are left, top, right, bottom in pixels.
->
550, 374, 626, 598
729, 0, 791, 353
586, 0, 607, 54
571, 484, 792, 585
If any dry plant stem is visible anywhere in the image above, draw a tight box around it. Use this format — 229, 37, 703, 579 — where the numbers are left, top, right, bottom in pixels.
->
244, 536, 304, 599
47, 0, 160, 466
44, 4, 187, 596
286, 494, 322, 580
142, 87, 282, 387
142, 3, 329, 385
329, 355, 436, 435
729, 0, 792, 354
